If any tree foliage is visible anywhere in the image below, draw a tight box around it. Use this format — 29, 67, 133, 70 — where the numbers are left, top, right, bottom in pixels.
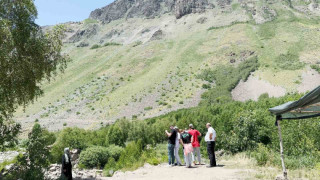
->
8, 123, 56, 180
0, 0, 68, 149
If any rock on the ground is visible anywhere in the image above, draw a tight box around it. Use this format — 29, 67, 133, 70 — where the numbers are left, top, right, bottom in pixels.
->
0, 151, 20, 164
150, 30, 164, 41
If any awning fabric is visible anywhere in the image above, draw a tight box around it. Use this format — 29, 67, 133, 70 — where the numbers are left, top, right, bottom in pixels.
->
269, 86, 320, 119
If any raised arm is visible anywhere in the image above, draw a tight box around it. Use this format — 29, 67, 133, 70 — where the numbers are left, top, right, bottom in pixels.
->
165, 130, 172, 137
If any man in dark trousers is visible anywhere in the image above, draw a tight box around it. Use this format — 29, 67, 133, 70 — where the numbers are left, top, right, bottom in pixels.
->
205, 123, 216, 168
61, 148, 72, 180
165, 125, 177, 166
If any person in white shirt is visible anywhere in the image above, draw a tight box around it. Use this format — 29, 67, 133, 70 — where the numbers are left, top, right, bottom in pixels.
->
205, 123, 216, 168
174, 126, 182, 166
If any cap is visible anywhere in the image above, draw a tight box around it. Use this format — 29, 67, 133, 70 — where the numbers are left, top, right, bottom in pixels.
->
174, 126, 178, 129
189, 124, 193, 128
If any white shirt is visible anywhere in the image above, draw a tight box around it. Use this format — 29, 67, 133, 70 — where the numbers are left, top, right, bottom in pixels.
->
175, 132, 180, 148
205, 127, 216, 142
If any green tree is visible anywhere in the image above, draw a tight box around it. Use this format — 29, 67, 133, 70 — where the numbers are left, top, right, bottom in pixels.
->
106, 124, 126, 147
11, 123, 56, 180
0, 0, 69, 149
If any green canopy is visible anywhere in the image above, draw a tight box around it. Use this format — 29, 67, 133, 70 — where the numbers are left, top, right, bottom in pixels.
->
269, 86, 320, 119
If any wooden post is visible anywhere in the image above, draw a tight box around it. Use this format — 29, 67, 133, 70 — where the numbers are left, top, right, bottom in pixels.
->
277, 119, 288, 180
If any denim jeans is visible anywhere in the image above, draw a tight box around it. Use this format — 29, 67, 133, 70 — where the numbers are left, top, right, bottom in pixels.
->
168, 143, 175, 165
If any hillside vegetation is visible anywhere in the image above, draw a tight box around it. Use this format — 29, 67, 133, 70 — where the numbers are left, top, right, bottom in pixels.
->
14, 0, 320, 135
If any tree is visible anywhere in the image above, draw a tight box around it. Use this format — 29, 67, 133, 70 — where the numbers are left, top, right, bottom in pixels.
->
0, 0, 68, 149
10, 123, 56, 180
106, 124, 126, 147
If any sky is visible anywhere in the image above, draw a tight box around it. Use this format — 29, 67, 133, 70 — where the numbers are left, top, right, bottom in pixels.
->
34, 0, 114, 26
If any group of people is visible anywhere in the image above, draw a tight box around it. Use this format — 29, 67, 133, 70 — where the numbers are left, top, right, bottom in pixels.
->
60, 123, 217, 179
165, 123, 216, 168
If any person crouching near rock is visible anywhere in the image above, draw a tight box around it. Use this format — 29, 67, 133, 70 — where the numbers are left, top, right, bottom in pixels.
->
180, 129, 194, 168
61, 148, 72, 180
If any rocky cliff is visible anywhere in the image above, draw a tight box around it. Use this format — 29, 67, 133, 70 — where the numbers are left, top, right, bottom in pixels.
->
89, 0, 214, 23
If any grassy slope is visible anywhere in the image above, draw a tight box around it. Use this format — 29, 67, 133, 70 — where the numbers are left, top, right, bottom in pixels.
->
15, 1, 320, 132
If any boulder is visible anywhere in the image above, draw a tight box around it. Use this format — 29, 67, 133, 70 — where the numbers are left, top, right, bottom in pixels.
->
197, 17, 208, 24
150, 30, 164, 41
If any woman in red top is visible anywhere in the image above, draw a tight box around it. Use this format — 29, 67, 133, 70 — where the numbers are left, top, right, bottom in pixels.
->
188, 124, 202, 165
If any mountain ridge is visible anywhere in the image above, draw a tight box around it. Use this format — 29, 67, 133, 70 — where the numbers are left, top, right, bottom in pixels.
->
89, 0, 215, 23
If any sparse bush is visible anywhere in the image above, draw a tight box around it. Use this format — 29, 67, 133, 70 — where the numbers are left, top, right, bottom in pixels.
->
252, 144, 270, 166
144, 106, 153, 111
132, 41, 142, 47
83, 18, 98, 24
275, 53, 304, 70
311, 64, 320, 73
202, 83, 211, 89
104, 42, 122, 46
90, 44, 101, 49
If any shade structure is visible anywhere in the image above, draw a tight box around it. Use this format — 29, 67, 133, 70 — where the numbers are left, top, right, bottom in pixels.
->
269, 86, 320, 119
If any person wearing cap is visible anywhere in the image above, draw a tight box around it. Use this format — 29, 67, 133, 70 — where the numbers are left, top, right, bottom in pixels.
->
174, 126, 183, 166
188, 124, 202, 165
61, 147, 72, 180
205, 123, 216, 168
165, 125, 177, 166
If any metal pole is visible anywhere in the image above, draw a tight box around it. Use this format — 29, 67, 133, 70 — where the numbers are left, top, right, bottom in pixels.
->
277, 119, 288, 179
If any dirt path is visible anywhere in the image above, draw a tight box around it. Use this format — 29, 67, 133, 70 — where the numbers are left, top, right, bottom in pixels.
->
107, 163, 251, 180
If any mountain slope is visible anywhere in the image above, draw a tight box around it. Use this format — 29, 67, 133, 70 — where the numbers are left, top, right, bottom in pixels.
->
15, 0, 320, 133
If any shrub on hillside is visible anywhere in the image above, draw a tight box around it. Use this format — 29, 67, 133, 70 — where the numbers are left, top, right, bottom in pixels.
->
107, 144, 124, 161
311, 64, 320, 73
79, 146, 109, 168
90, 44, 101, 49
275, 53, 304, 70
104, 42, 122, 46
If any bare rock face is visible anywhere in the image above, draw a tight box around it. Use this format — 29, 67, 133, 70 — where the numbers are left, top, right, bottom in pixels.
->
89, 0, 214, 23
89, 0, 134, 24
175, 0, 213, 19
69, 24, 99, 43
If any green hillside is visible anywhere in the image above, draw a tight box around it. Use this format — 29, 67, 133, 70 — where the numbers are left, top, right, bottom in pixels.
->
15, 0, 320, 134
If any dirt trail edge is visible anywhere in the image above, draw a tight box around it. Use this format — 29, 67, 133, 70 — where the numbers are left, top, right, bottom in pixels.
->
107, 163, 252, 180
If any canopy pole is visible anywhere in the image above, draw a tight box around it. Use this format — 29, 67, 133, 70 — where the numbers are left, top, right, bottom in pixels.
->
277, 118, 288, 179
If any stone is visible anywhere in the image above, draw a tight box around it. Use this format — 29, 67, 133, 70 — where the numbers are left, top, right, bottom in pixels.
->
150, 30, 164, 41
275, 174, 287, 180
76, 41, 89, 47
196, 17, 208, 24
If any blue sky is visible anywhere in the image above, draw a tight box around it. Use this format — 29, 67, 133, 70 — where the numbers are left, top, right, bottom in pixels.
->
34, 0, 114, 26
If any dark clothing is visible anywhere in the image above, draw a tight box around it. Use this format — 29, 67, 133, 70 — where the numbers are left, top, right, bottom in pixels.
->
181, 132, 192, 144
207, 141, 216, 167
168, 129, 177, 145
167, 143, 175, 165
61, 154, 72, 180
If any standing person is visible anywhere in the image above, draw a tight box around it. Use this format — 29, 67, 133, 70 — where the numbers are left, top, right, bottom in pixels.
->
174, 126, 183, 166
180, 129, 193, 168
61, 148, 72, 180
205, 123, 216, 168
188, 124, 202, 165
165, 125, 177, 166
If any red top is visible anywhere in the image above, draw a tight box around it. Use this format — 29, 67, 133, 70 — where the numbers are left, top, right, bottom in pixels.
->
188, 129, 201, 147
